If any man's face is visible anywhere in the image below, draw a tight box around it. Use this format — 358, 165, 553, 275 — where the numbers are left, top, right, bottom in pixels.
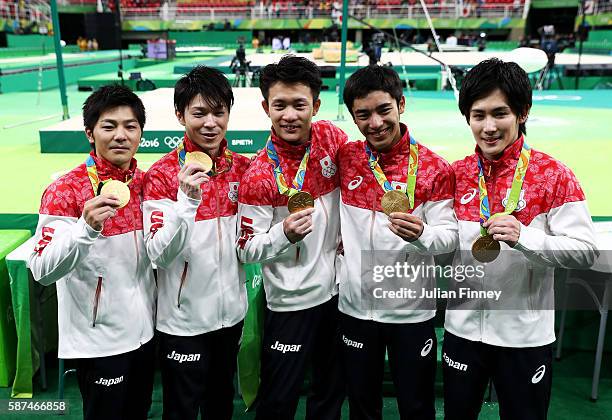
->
86, 105, 141, 170
262, 82, 321, 144
468, 88, 528, 160
177, 94, 229, 155
351, 91, 405, 152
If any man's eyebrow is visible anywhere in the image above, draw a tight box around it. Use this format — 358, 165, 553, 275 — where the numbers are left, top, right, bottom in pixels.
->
100, 118, 138, 123
470, 106, 510, 113
354, 102, 392, 113
191, 103, 224, 111
271, 97, 308, 104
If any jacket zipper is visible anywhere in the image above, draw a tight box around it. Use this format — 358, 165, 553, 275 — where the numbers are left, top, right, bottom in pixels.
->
481, 163, 497, 337
528, 266, 534, 313
133, 230, 139, 276
92, 276, 102, 327
177, 261, 189, 308
368, 196, 377, 319
214, 178, 225, 327
319, 196, 334, 293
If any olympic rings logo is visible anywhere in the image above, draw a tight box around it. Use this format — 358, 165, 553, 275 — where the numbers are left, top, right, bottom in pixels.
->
164, 136, 184, 149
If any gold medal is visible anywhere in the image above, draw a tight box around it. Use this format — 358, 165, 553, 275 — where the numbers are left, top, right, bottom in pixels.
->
100, 179, 131, 208
287, 191, 314, 213
471, 234, 501, 263
185, 151, 213, 173
381, 190, 410, 216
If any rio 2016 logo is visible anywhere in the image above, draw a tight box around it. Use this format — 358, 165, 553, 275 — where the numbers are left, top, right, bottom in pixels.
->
138, 136, 185, 149
139, 137, 160, 148
164, 136, 184, 149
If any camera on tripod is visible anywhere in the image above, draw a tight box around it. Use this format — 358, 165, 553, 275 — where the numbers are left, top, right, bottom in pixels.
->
230, 40, 255, 87
230, 43, 250, 75
364, 33, 386, 66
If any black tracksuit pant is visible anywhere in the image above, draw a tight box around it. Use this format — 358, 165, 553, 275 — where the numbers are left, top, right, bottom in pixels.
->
255, 296, 345, 420
158, 321, 243, 420
76, 338, 155, 420
443, 331, 553, 420
339, 314, 437, 420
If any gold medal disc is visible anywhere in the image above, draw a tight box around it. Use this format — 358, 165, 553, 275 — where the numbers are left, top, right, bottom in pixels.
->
381, 190, 410, 216
287, 191, 315, 213
471, 234, 501, 263
100, 180, 131, 209
185, 151, 213, 173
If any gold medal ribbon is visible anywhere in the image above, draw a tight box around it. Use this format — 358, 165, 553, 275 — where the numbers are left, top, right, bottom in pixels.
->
477, 140, 531, 236
265, 136, 310, 197
85, 155, 132, 196
176, 140, 233, 175
365, 135, 418, 209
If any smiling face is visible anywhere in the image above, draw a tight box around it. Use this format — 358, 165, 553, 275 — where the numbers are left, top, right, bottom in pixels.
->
86, 105, 141, 170
262, 81, 321, 144
468, 88, 528, 160
351, 90, 405, 152
176, 93, 229, 157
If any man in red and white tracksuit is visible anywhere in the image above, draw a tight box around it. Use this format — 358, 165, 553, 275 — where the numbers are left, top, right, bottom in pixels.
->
142, 66, 250, 420
444, 58, 597, 419
338, 65, 457, 419
236, 56, 347, 420
29, 85, 156, 420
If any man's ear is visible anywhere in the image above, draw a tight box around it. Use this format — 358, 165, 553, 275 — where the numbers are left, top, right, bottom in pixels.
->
175, 109, 186, 126
398, 95, 406, 114
85, 128, 95, 147
519, 105, 531, 124
312, 98, 321, 116
261, 99, 270, 117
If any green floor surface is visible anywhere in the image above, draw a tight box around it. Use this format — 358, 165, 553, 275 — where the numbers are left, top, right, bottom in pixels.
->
0, 348, 610, 419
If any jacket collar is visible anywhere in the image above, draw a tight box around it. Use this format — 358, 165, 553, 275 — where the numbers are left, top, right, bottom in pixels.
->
476, 135, 524, 176
364, 123, 410, 163
269, 126, 312, 160
90, 151, 137, 182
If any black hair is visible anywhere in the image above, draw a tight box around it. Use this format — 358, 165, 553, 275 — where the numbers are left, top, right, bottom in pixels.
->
458, 58, 532, 135
82, 84, 146, 132
259, 55, 322, 102
343, 65, 403, 116
174, 65, 234, 115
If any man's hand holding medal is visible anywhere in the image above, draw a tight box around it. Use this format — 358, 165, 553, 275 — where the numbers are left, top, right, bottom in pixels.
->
84, 157, 132, 231
482, 214, 521, 248
178, 151, 213, 200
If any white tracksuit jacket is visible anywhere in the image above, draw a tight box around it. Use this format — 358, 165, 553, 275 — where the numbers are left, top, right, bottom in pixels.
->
29, 154, 156, 359
337, 124, 458, 323
447, 136, 597, 347
236, 120, 347, 312
143, 137, 250, 336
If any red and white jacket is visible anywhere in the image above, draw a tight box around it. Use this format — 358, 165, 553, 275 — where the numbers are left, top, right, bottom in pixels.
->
447, 136, 597, 347
236, 120, 347, 312
28, 153, 156, 359
338, 124, 458, 323
143, 137, 250, 336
